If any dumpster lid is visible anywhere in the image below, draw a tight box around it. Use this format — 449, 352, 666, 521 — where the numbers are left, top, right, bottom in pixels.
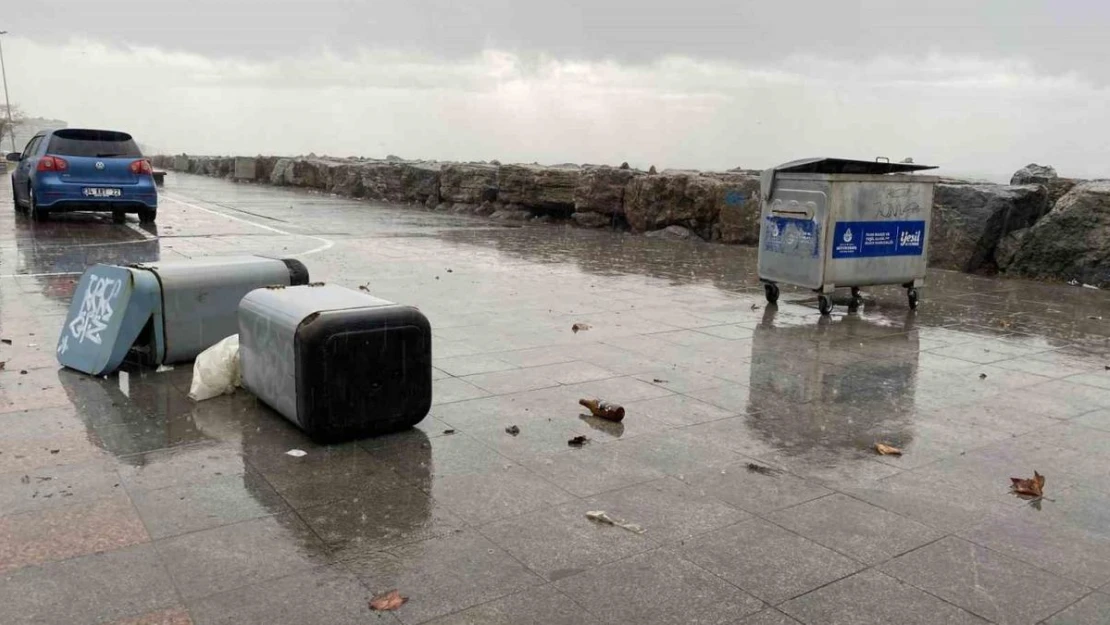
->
771, 158, 937, 175
57, 265, 161, 376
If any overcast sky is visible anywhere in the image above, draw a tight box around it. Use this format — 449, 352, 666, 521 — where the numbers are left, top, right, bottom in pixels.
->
3, 1, 1108, 180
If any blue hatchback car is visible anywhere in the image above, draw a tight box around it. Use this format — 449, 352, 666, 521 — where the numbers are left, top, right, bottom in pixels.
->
7, 128, 158, 223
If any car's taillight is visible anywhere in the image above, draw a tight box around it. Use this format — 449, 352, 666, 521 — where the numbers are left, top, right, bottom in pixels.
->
36, 156, 68, 172
130, 159, 152, 175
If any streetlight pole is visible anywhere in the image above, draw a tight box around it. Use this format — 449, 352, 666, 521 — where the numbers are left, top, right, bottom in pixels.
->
0, 31, 15, 154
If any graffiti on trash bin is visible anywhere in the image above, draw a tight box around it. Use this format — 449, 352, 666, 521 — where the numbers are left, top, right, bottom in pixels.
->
762, 216, 820, 258
67, 274, 124, 346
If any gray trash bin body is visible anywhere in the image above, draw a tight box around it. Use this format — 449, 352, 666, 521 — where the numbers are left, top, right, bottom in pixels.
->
757, 158, 939, 314
239, 284, 433, 443
57, 255, 308, 375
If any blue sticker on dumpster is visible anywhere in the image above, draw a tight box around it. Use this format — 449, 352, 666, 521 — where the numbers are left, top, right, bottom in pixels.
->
832, 220, 925, 259
763, 216, 821, 258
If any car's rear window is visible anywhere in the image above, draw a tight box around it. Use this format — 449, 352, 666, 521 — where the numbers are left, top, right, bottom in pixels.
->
47, 129, 143, 158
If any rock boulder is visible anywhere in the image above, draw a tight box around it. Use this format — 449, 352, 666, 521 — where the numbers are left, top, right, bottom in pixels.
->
624, 171, 722, 239
440, 163, 499, 204
1010, 163, 1079, 212
1008, 181, 1110, 286
498, 164, 581, 213
573, 166, 639, 215
709, 174, 761, 244
929, 183, 1048, 272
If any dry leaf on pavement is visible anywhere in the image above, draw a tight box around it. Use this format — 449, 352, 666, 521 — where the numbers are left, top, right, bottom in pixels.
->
875, 443, 903, 456
1010, 471, 1045, 498
571, 323, 591, 334
370, 590, 408, 611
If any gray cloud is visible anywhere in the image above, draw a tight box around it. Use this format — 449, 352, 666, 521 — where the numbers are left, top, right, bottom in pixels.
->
3, 2, 1108, 181
7, 0, 1110, 81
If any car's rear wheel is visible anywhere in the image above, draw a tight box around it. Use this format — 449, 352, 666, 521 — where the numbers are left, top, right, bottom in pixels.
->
139, 208, 157, 224
29, 188, 48, 221
11, 181, 22, 213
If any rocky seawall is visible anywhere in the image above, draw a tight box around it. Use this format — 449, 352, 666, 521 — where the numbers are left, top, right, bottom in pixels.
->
151, 155, 1110, 287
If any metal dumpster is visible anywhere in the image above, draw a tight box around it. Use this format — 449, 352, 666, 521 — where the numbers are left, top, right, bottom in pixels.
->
757, 158, 939, 314
57, 256, 309, 375
239, 284, 433, 443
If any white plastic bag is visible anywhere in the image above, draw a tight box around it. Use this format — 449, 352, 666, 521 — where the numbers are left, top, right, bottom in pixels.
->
188, 335, 241, 401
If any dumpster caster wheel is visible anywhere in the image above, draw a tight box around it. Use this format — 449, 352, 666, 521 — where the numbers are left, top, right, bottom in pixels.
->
818, 294, 833, 316
764, 283, 779, 305
907, 288, 919, 310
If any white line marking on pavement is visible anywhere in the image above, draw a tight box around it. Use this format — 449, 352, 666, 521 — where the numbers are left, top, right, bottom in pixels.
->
124, 222, 157, 240
161, 192, 334, 257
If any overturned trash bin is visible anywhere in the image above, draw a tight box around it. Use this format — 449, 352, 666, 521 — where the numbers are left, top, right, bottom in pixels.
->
238, 284, 432, 443
758, 158, 939, 315
57, 256, 309, 375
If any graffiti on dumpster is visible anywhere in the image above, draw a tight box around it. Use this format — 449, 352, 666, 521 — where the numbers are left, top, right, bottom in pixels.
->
67, 274, 124, 345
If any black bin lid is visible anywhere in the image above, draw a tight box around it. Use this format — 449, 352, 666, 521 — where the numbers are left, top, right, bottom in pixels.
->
773, 157, 937, 175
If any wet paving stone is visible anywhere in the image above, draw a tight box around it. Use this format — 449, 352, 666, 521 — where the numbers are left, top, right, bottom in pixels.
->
680, 518, 863, 605
880, 536, 1089, 625
5, 176, 1110, 623
553, 549, 764, 625
155, 513, 330, 600
780, 569, 987, 625
347, 531, 544, 624
421, 585, 601, 625
0, 544, 179, 625
0, 493, 149, 573
187, 565, 381, 625
766, 493, 944, 565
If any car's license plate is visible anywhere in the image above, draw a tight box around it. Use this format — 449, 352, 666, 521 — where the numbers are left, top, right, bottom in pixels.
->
83, 188, 122, 198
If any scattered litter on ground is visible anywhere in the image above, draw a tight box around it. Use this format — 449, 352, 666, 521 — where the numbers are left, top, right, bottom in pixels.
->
446, 269, 453, 273
155, 364, 175, 373
586, 510, 646, 534
1083, 284, 1100, 290
285, 449, 307, 458
369, 590, 408, 611
0, 339, 10, 345
49, 449, 60, 455
188, 335, 241, 401
745, 462, 778, 475
19, 370, 28, 375
1068, 279, 1080, 286
0, 362, 5, 371
751, 303, 761, 311
358, 284, 370, 292
652, 378, 668, 384
20, 475, 29, 484
443, 429, 456, 435
998, 319, 1013, 329
979, 373, 988, 380
505, 425, 520, 436
1010, 471, 1045, 498
579, 398, 625, 422
1089, 316, 1103, 320
875, 443, 903, 456
572, 323, 591, 334
568, 435, 589, 447
27, 344, 37, 348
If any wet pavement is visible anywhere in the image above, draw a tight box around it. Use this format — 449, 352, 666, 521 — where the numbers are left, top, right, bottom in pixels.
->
2, 173, 1110, 624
